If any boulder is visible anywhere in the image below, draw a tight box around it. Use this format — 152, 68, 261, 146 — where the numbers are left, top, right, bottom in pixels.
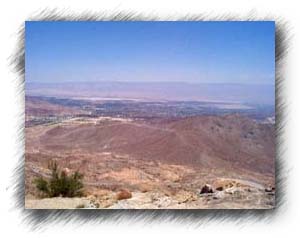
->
200, 184, 214, 194
216, 186, 223, 191
116, 189, 132, 200
212, 191, 224, 199
265, 187, 275, 193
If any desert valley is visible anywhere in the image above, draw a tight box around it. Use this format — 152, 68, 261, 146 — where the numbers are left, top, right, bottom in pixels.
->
25, 83, 275, 209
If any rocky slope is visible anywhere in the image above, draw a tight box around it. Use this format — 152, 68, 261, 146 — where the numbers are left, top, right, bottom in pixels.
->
25, 114, 275, 209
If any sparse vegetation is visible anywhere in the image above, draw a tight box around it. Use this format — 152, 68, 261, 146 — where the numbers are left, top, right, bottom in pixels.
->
33, 160, 84, 198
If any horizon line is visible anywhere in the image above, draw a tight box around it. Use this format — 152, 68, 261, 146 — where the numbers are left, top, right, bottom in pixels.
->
26, 81, 275, 86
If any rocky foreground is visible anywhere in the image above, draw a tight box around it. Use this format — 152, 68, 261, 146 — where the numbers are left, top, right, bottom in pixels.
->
25, 178, 275, 209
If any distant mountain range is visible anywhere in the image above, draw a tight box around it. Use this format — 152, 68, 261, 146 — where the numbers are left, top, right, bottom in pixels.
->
26, 81, 275, 105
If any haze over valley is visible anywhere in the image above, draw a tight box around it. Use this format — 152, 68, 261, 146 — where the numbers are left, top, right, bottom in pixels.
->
27, 81, 275, 105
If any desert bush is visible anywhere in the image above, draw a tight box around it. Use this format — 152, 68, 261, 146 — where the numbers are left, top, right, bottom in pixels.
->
33, 177, 49, 195
33, 160, 84, 198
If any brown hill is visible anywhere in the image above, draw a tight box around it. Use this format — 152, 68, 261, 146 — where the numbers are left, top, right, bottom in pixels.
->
28, 114, 275, 176
25, 96, 84, 116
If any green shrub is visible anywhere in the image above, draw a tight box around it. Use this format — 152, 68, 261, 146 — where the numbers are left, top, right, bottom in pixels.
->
33, 160, 84, 198
33, 177, 49, 195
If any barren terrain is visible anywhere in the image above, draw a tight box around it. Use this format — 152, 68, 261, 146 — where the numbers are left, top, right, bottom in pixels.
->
25, 96, 275, 209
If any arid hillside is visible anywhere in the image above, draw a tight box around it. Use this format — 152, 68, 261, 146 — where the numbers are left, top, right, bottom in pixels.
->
25, 113, 275, 209
27, 115, 274, 174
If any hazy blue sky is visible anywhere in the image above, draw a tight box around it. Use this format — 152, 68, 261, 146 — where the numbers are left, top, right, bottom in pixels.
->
26, 21, 275, 84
